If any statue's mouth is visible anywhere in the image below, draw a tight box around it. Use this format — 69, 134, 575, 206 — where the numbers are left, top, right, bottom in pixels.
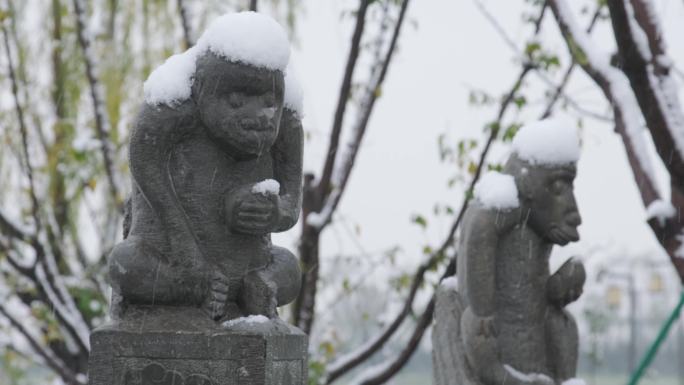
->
548, 225, 579, 245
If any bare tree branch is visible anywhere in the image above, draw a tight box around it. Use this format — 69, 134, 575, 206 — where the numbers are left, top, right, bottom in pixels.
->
310, 0, 410, 230
317, 0, 371, 202
177, 0, 193, 48
549, 0, 684, 280
293, 0, 373, 335
606, 0, 684, 185
72, 0, 121, 210
549, 0, 661, 206
541, 6, 603, 118
0, 303, 85, 385
355, 297, 436, 385
1, 22, 43, 238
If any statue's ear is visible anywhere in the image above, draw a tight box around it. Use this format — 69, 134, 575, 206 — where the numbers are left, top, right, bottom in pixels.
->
514, 174, 534, 202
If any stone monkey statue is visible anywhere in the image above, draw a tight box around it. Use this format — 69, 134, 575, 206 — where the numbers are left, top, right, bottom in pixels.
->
108, 21, 303, 322
433, 120, 586, 385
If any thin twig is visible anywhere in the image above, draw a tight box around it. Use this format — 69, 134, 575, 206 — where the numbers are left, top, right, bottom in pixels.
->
0, 303, 85, 385
541, 5, 603, 118
72, 0, 121, 210
177, 0, 193, 48
317, 0, 371, 201
313, 0, 410, 230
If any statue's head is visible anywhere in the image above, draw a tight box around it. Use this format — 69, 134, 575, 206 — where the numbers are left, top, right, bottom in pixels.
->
193, 54, 285, 159
504, 119, 582, 245
142, 12, 292, 160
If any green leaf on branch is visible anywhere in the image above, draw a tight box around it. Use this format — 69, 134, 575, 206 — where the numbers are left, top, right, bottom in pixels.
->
411, 214, 428, 229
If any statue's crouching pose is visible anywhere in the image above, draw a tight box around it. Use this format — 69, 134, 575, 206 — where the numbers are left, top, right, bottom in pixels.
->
108, 51, 304, 322
433, 120, 586, 385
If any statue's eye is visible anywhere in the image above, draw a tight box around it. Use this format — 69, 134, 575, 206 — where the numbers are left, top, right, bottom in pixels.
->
228, 93, 244, 108
263, 94, 275, 108
551, 179, 567, 194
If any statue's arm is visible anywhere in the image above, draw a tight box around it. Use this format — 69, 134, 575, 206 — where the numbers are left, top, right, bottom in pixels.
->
464, 211, 497, 317
271, 111, 303, 232
128, 109, 199, 252
462, 210, 544, 385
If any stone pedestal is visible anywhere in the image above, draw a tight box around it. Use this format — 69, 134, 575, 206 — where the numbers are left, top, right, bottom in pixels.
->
88, 306, 307, 385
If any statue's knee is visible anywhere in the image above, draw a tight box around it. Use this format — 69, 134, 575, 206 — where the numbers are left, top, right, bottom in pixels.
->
547, 308, 578, 341
269, 246, 301, 306
108, 236, 159, 293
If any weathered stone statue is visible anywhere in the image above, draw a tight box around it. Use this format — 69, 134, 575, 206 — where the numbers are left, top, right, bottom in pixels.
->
89, 12, 307, 385
433, 120, 587, 385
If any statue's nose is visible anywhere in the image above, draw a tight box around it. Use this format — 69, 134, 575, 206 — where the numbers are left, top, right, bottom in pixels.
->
239, 118, 258, 130
566, 212, 581, 227
261, 106, 277, 120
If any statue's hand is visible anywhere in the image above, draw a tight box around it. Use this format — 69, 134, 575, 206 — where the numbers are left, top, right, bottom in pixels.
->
202, 271, 229, 320
547, 257, 586, 307
226, 187, 280, 235
477, 315, 498, 338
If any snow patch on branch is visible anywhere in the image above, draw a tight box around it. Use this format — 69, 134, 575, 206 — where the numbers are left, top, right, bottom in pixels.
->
675, 232, 684, 260
35, 265, 90, 351
554, 0, 660, 192
306, 189, 339, 230
624, 0, 684, 162
645, 199, 675, 226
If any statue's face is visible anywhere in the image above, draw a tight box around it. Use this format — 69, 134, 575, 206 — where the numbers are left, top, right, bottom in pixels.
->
195, 56, 284, 159
523, 163, 582, 245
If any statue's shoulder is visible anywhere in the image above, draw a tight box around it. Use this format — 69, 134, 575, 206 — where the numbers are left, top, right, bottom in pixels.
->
133, 99, 199, 137
463, 203, 518, 235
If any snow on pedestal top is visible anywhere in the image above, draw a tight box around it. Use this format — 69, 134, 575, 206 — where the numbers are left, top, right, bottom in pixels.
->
474, 171, 519, 210
144, 12, 291, 106
512, 119, 580, 166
